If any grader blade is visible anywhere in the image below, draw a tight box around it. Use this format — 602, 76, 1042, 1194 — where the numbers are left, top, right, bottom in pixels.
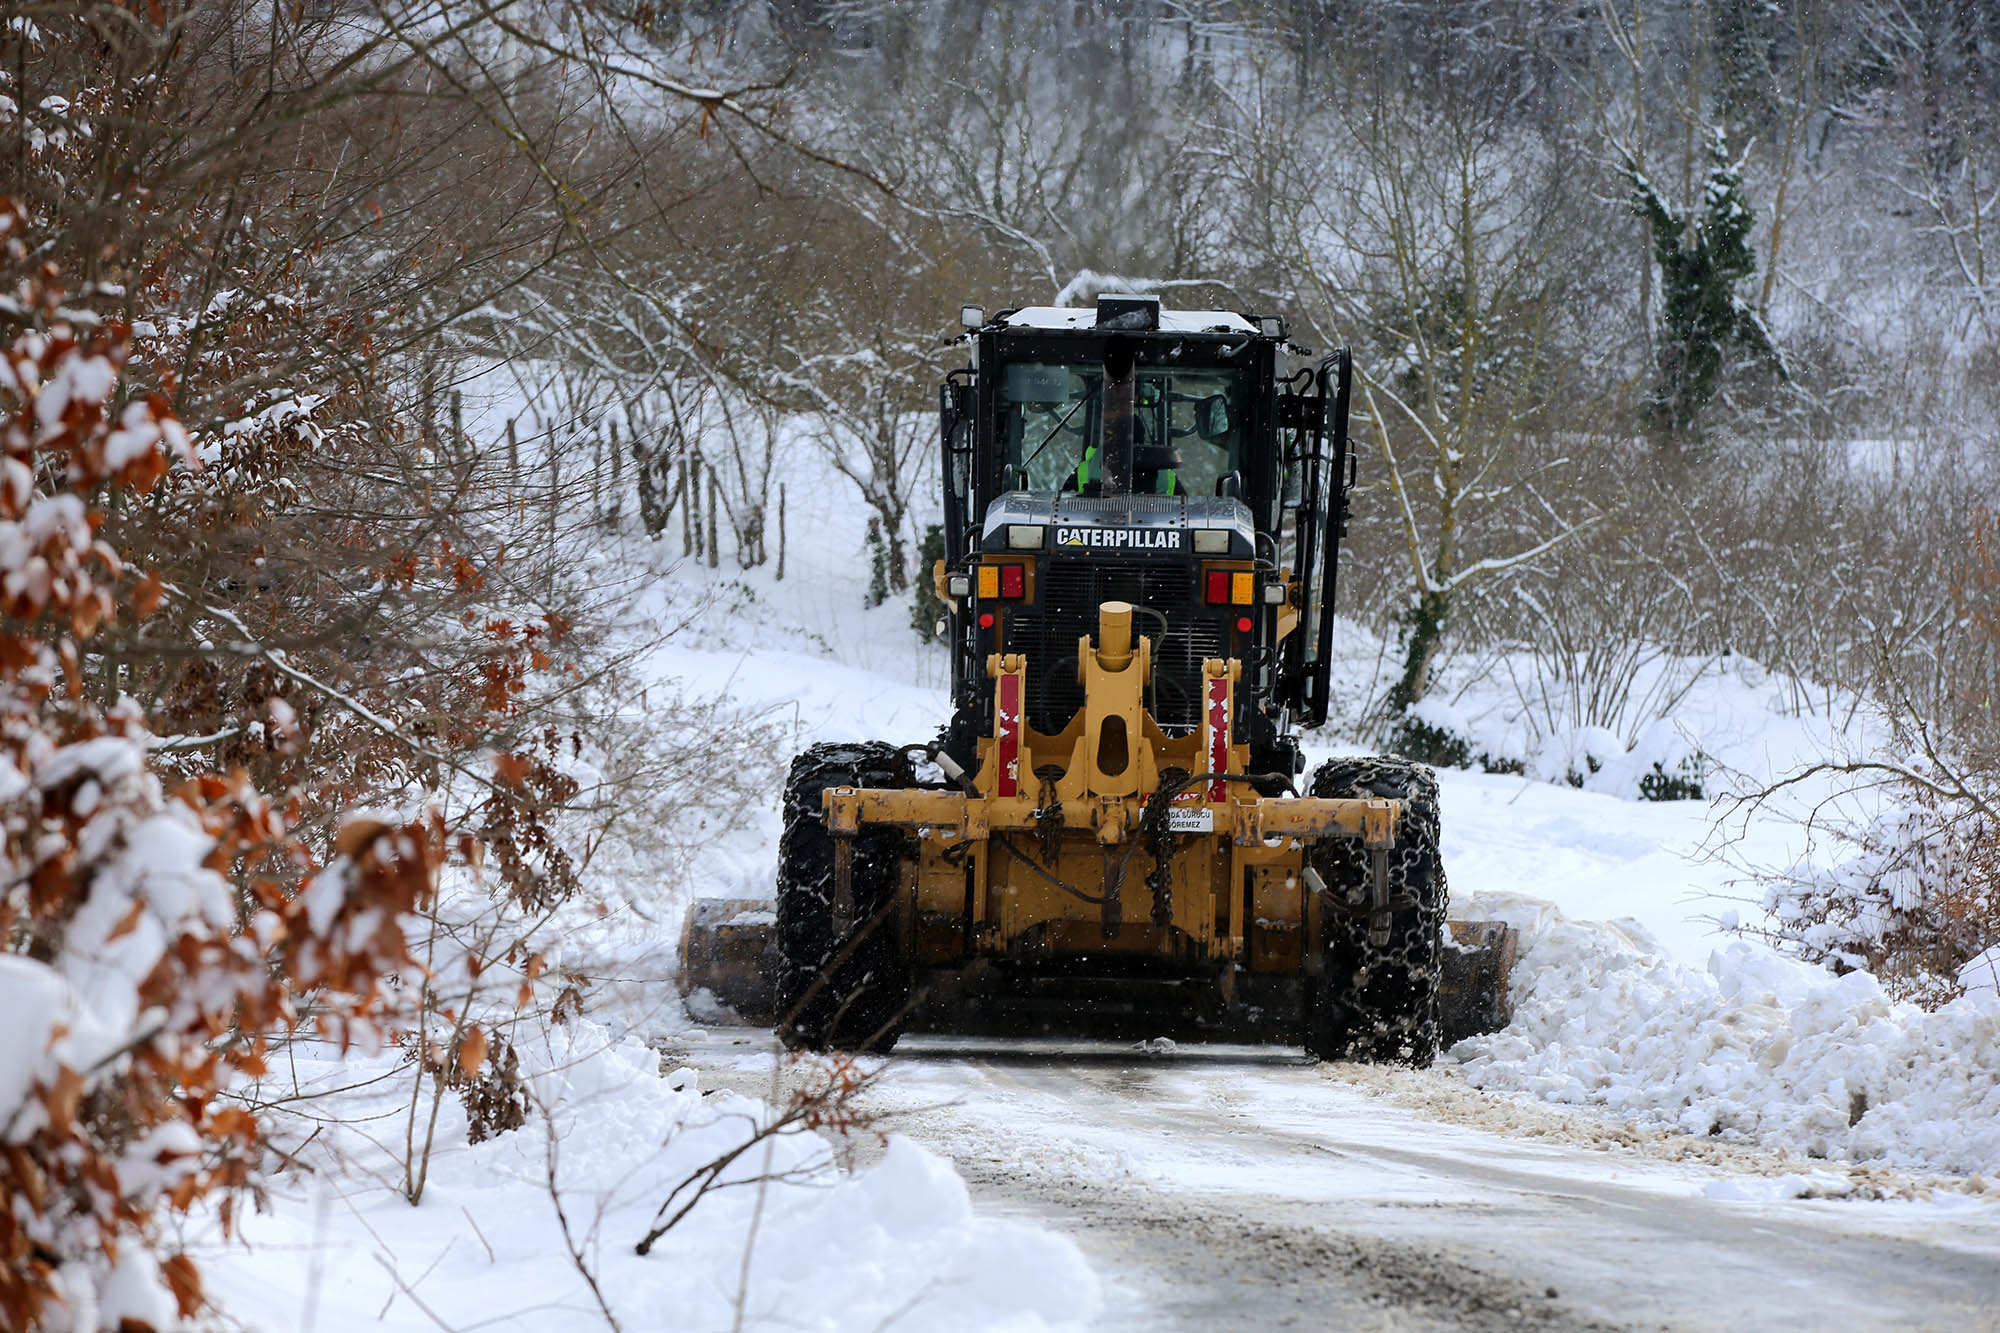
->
675, 897, 780, 1022
678, 895, 1521, 1045
1437, 919, 1520, 1048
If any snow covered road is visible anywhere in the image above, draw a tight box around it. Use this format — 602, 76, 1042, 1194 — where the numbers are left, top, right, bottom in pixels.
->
673, 1028, 2000, 1331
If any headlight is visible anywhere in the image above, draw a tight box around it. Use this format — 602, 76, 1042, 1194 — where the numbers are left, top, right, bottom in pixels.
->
1193, 529, 1231, 554
947, 574, 971, 598
1007, 524, 1046, 550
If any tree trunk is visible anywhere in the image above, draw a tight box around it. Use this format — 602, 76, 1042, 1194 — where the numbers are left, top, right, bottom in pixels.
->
686, 454, 701, 559
608, 419, 623, 525
706, 469, 719, 570
775, 483, 786, 581
1389, 587, 1450, 715
885, 515, 909, 593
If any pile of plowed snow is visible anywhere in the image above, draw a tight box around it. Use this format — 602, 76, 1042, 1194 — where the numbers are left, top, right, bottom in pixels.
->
196, 1017, 1098, 1331
1451, 893, 2000, 1178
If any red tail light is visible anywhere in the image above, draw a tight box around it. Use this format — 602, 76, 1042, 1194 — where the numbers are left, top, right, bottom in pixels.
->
1206, 570, 1230, 605
1000, 564, 1025, 599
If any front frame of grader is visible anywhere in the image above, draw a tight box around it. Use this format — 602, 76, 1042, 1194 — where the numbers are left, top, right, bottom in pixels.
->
818, 597, 1408, 1032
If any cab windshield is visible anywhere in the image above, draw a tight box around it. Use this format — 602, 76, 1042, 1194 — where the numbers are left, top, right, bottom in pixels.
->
1001, 361, 1246, 496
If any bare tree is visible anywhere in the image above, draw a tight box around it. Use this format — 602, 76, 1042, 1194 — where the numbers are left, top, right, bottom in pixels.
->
1236, 61, 1621, 717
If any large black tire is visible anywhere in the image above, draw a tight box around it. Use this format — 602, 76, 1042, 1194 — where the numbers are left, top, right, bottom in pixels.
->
1303, 756, 1448, 1066
775, 741, 916, 1052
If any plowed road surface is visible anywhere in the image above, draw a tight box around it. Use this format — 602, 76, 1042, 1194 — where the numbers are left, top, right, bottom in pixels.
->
671, 1027, 2000, 1331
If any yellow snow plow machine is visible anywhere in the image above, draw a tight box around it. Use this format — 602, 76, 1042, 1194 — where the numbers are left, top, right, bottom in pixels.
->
679, 296, 1516, 1063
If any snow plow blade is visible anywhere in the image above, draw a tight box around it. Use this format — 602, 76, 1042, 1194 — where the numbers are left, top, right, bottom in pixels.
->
678, 896, 1518, 1045
676, 898, 780, 1023
1437, 919, 1519, 1048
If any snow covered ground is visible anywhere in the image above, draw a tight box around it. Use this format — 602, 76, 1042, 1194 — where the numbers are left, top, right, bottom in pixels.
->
186, 418, 2000, 1328
187, 1019, 1097, 1332
669, 1029, 2000, 1331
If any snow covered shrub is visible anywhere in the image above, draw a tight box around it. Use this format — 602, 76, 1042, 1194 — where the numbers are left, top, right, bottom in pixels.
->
1735, 507, 1999, 1007
1525, 724, 1620, 788
1389, 697, 1528, 774
1390, 698, 1473, 769
1637, 757, 1706, 802
1390, 698, 1703, 797
0, 215, 436, 1330
1752, 799, 1995, 1008
1628, 722, 1708, 801
1525, 721, 1707, 802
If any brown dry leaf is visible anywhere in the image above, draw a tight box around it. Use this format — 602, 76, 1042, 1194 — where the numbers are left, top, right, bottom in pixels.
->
71, 593, 102, 639
457, 1026, 488, 1078
335, 818, 391, 859
104, 896, 146, 943
209, 1107, 256, 1141
134, 571, 164, 619
42, 1066, 85, 1134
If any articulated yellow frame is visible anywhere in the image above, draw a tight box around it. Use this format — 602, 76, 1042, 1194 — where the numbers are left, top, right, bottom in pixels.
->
820, 600, 1403, 974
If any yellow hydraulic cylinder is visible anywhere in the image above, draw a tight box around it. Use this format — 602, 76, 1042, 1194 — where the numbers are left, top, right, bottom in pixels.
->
1096, 600, 1134, 672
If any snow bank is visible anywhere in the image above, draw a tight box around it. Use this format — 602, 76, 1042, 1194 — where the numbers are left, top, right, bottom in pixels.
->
1452, 893, 2000, 1177
202, 1017, 1098, 1331
1963, 945, 2000, 1000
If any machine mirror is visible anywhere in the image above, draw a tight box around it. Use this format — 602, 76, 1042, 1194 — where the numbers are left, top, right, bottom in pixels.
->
1199, 395, 1231, 440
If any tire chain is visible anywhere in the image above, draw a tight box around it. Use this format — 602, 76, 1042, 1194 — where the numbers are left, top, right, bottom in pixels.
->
1304, 755, 1448, 1066
775, 741, 917, 1051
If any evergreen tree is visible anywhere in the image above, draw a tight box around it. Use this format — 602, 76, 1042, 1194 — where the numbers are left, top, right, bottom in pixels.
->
1626, 133, 1786, 451
866, 517, 890, 608
910, 522, 947, 640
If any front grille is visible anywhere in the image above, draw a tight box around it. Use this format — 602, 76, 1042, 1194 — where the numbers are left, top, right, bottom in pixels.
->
1006, 561, 1218, 735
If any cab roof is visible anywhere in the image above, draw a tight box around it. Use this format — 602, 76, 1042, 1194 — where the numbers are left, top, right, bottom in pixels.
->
998, 306, 1259, 335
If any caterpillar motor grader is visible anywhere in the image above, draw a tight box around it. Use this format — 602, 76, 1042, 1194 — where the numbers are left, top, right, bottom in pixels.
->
680, 295, 1514, 1064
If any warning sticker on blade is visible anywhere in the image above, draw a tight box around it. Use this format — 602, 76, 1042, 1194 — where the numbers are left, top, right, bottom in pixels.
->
1167, 808, 1215, 833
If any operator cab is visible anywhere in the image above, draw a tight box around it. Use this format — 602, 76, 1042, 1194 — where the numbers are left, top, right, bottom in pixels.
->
1000, 358, 1248, 497
937, 294, 1352, 771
